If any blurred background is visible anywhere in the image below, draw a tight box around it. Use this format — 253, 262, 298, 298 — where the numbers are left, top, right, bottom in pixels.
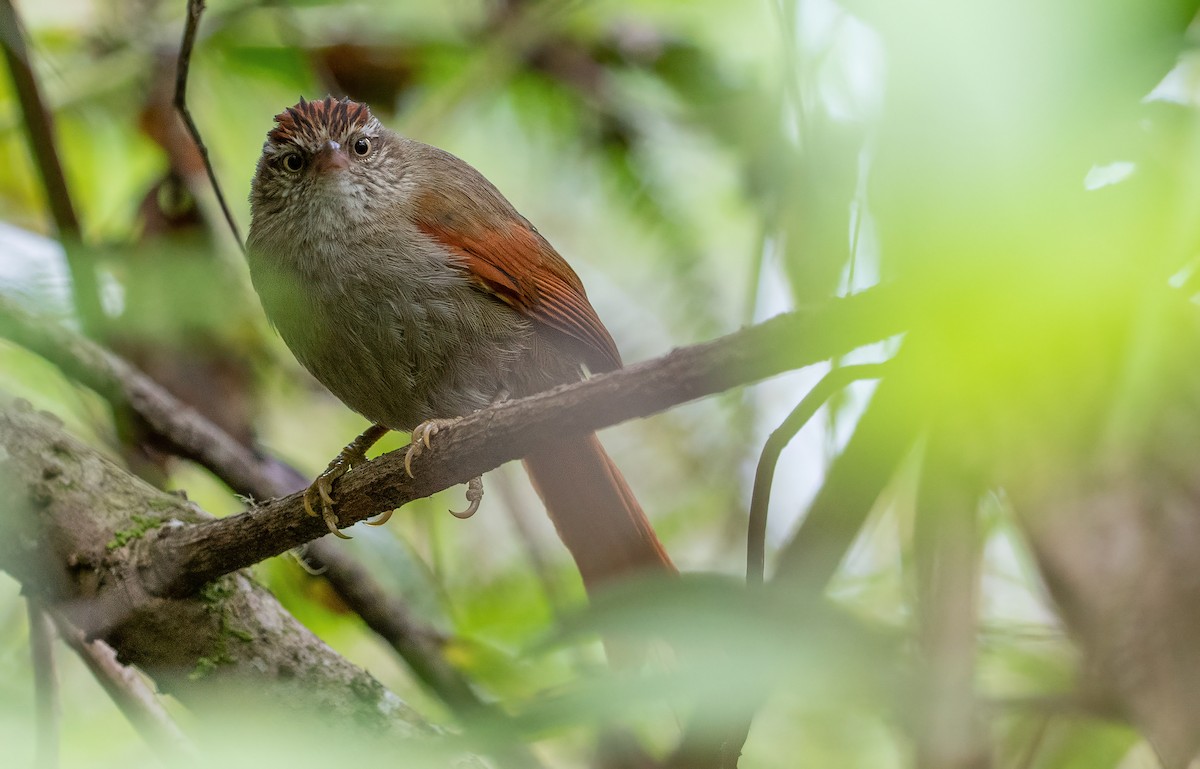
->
3, 0, 1200, 766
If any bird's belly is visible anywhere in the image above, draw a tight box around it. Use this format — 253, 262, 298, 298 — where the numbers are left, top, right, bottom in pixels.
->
279, 272, 534, 431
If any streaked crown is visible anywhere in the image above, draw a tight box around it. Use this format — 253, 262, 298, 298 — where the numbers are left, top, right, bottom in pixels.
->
267, 96, 377, 148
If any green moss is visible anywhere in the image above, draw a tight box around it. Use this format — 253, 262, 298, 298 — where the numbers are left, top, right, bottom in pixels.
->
188, 576, 254, 680
188, 650, 231, 681
106, 514, 168, 550
199, 578, 236, 605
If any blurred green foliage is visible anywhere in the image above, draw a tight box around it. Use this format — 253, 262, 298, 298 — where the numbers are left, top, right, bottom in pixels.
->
3, 0, 1200, 766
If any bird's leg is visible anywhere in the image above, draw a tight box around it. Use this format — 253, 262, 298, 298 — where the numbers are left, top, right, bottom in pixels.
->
305, 423, 390, 538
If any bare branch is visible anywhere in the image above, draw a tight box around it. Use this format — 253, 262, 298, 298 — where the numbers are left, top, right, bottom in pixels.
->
303, 543, 476, 711
0, 282, 903, 769
173, 0, 245, 253
302, 548, 545, 769
2, 262, 903, 769
0, 295, 548, 767
0, 0, 105, 333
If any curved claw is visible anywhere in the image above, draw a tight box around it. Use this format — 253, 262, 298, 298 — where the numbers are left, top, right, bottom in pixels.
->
449, 476, 484, 519
319, 485, 352, 539
366, 509, 395, 527
305, 470, 353, 539
404, 418, 463, 478
448, 501, 480, 520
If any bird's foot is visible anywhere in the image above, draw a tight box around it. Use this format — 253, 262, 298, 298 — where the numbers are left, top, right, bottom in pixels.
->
303, 458, 355, 539
403, 417, 484, 519
403, 417, 463, 477
304, 424, 389, 539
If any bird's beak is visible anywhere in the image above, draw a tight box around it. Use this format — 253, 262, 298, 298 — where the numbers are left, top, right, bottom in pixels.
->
313, 140, 349, 173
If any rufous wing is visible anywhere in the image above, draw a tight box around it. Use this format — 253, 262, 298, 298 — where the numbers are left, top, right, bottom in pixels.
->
414, 187, 622, 375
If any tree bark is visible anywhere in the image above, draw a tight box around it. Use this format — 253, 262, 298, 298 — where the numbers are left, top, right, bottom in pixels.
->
0, 400, 429, 737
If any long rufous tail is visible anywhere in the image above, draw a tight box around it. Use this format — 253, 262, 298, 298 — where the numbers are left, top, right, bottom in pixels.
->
523, 433, 675, 596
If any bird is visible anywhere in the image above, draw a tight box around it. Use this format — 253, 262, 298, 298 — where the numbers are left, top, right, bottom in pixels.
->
246, 96, 675, 597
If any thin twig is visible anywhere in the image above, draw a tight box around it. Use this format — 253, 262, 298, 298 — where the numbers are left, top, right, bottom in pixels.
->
173, 0, 245, 253
669, 367, 916, 769
52, 615, 198, 765
771, 366, 917, 590
26, 598, 60, 769
746, 363, 889, 586
0, 0, 105, 334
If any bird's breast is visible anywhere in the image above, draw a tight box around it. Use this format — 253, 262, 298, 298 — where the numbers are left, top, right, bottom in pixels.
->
250, 229, 535, 430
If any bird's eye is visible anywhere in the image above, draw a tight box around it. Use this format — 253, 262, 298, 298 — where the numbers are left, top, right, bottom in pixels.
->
282, 153, 304, 172
352, 137, 372, 157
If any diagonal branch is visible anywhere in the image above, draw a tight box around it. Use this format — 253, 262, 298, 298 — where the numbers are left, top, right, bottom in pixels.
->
0, 280, 904, 766
0, 283, 903, 600
0, 294, 294, 496
142, 285, 903, 597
